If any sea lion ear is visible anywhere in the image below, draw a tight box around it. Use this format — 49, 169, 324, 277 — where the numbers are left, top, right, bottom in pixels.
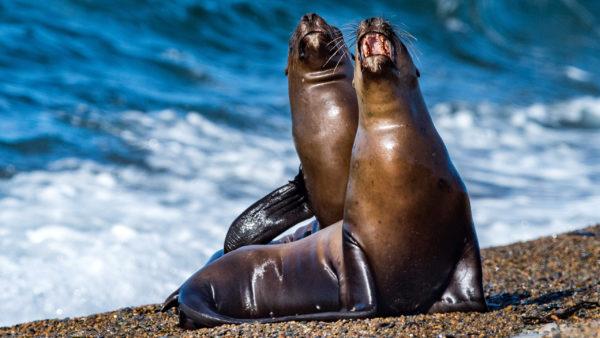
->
416, 68, 420, 78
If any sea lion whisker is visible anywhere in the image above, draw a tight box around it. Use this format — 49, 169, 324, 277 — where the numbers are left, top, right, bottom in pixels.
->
329, 37, 347, 54
326, 37, 346, 57
395, 29, 421, 66
326, 35, 344, 47
345, 36, 357, 50
341, 30, 359, 44
340, 26, 358, 35
323, 40, 347, 68
340, 21, 360, 35
340, 21, 359, 31
332, 48, 348, 74
388, 23, 417, 46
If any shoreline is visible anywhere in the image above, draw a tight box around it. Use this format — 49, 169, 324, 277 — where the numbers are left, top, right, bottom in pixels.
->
2, 224, 598, 337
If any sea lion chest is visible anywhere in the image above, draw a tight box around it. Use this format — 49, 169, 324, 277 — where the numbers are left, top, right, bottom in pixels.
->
290, 80, 358, 225
344, 121, 470, 314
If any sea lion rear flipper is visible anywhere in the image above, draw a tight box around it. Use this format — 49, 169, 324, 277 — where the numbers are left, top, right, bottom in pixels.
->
223, 167, 314, 253
160, 288, 180, 312
271, 219, 321, 244
177, 231, 377, 329
427, 235, 487, 313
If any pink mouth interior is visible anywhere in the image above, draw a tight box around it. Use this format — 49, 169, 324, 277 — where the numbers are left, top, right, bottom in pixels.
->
361, 33, 392, 58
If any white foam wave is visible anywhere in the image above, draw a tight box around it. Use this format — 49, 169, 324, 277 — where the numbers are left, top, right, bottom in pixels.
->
1, 97, 599, 325
0, 110, 299, 326
433, 97, 600, 247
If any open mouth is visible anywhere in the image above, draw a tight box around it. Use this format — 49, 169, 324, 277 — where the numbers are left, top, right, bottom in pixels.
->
359, 32, 394, 60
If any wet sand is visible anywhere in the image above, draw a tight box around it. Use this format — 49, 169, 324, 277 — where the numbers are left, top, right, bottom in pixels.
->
2, 224, 598, 337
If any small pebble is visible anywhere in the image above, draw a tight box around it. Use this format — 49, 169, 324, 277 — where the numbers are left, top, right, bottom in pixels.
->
1, 224, 598, 337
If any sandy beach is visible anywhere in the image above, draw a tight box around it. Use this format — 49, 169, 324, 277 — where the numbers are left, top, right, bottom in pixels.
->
1, 224, 598, 337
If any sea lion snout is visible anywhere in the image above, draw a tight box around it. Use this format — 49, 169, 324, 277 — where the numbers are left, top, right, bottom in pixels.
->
355, 17, 419, 84
356, 18, 397, 75
300, 13, 327, 28
288, 13, 342, 70
297, 13, 332, 45
300, 32, 329, 58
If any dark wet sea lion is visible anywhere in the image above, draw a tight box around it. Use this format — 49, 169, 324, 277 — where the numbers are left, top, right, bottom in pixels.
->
223, 13, 358, 253
169, 222, 376, 328
161, 13, 357, 308
287, 14, 358, 227
347, 17, 486, 314
162, 17, 485, 329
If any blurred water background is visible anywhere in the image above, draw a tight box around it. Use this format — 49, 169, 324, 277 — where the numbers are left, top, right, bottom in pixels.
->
1, 0, 599, 326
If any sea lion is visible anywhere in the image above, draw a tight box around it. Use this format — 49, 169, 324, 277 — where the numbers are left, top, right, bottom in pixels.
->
161, 17, 486, 329
223, 13, 358, 253
346, 17, 486, 314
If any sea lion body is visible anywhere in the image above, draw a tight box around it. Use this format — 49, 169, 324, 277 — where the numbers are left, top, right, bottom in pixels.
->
223, 13, 357, 252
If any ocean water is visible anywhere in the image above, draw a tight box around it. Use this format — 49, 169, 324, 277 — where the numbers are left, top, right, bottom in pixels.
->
1, 0, 599, 326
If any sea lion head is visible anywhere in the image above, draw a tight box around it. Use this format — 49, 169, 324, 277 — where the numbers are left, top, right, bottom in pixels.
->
354, 17, 420, 92
286, 13, 348, 75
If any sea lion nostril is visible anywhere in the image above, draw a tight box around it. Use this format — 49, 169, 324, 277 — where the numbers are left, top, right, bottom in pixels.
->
302, 13, 317, 23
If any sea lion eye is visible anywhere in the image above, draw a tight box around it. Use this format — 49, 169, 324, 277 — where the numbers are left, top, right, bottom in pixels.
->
299, 46, 306, 60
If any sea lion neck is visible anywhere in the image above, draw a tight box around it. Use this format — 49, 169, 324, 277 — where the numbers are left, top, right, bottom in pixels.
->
357, 80, 428, 128
298, 57, 353, 84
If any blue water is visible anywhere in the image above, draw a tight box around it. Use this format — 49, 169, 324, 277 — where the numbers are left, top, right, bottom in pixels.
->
1, 0, 599, 326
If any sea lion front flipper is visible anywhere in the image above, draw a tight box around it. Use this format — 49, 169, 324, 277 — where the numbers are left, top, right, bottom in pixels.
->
223, 167, 314, 253
427, 236, 487, 313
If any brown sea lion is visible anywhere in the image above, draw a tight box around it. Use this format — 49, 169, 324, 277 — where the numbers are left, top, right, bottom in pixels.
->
347, 17, 486, 314
223, 13, 358, 253
161, 17, 486, 329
